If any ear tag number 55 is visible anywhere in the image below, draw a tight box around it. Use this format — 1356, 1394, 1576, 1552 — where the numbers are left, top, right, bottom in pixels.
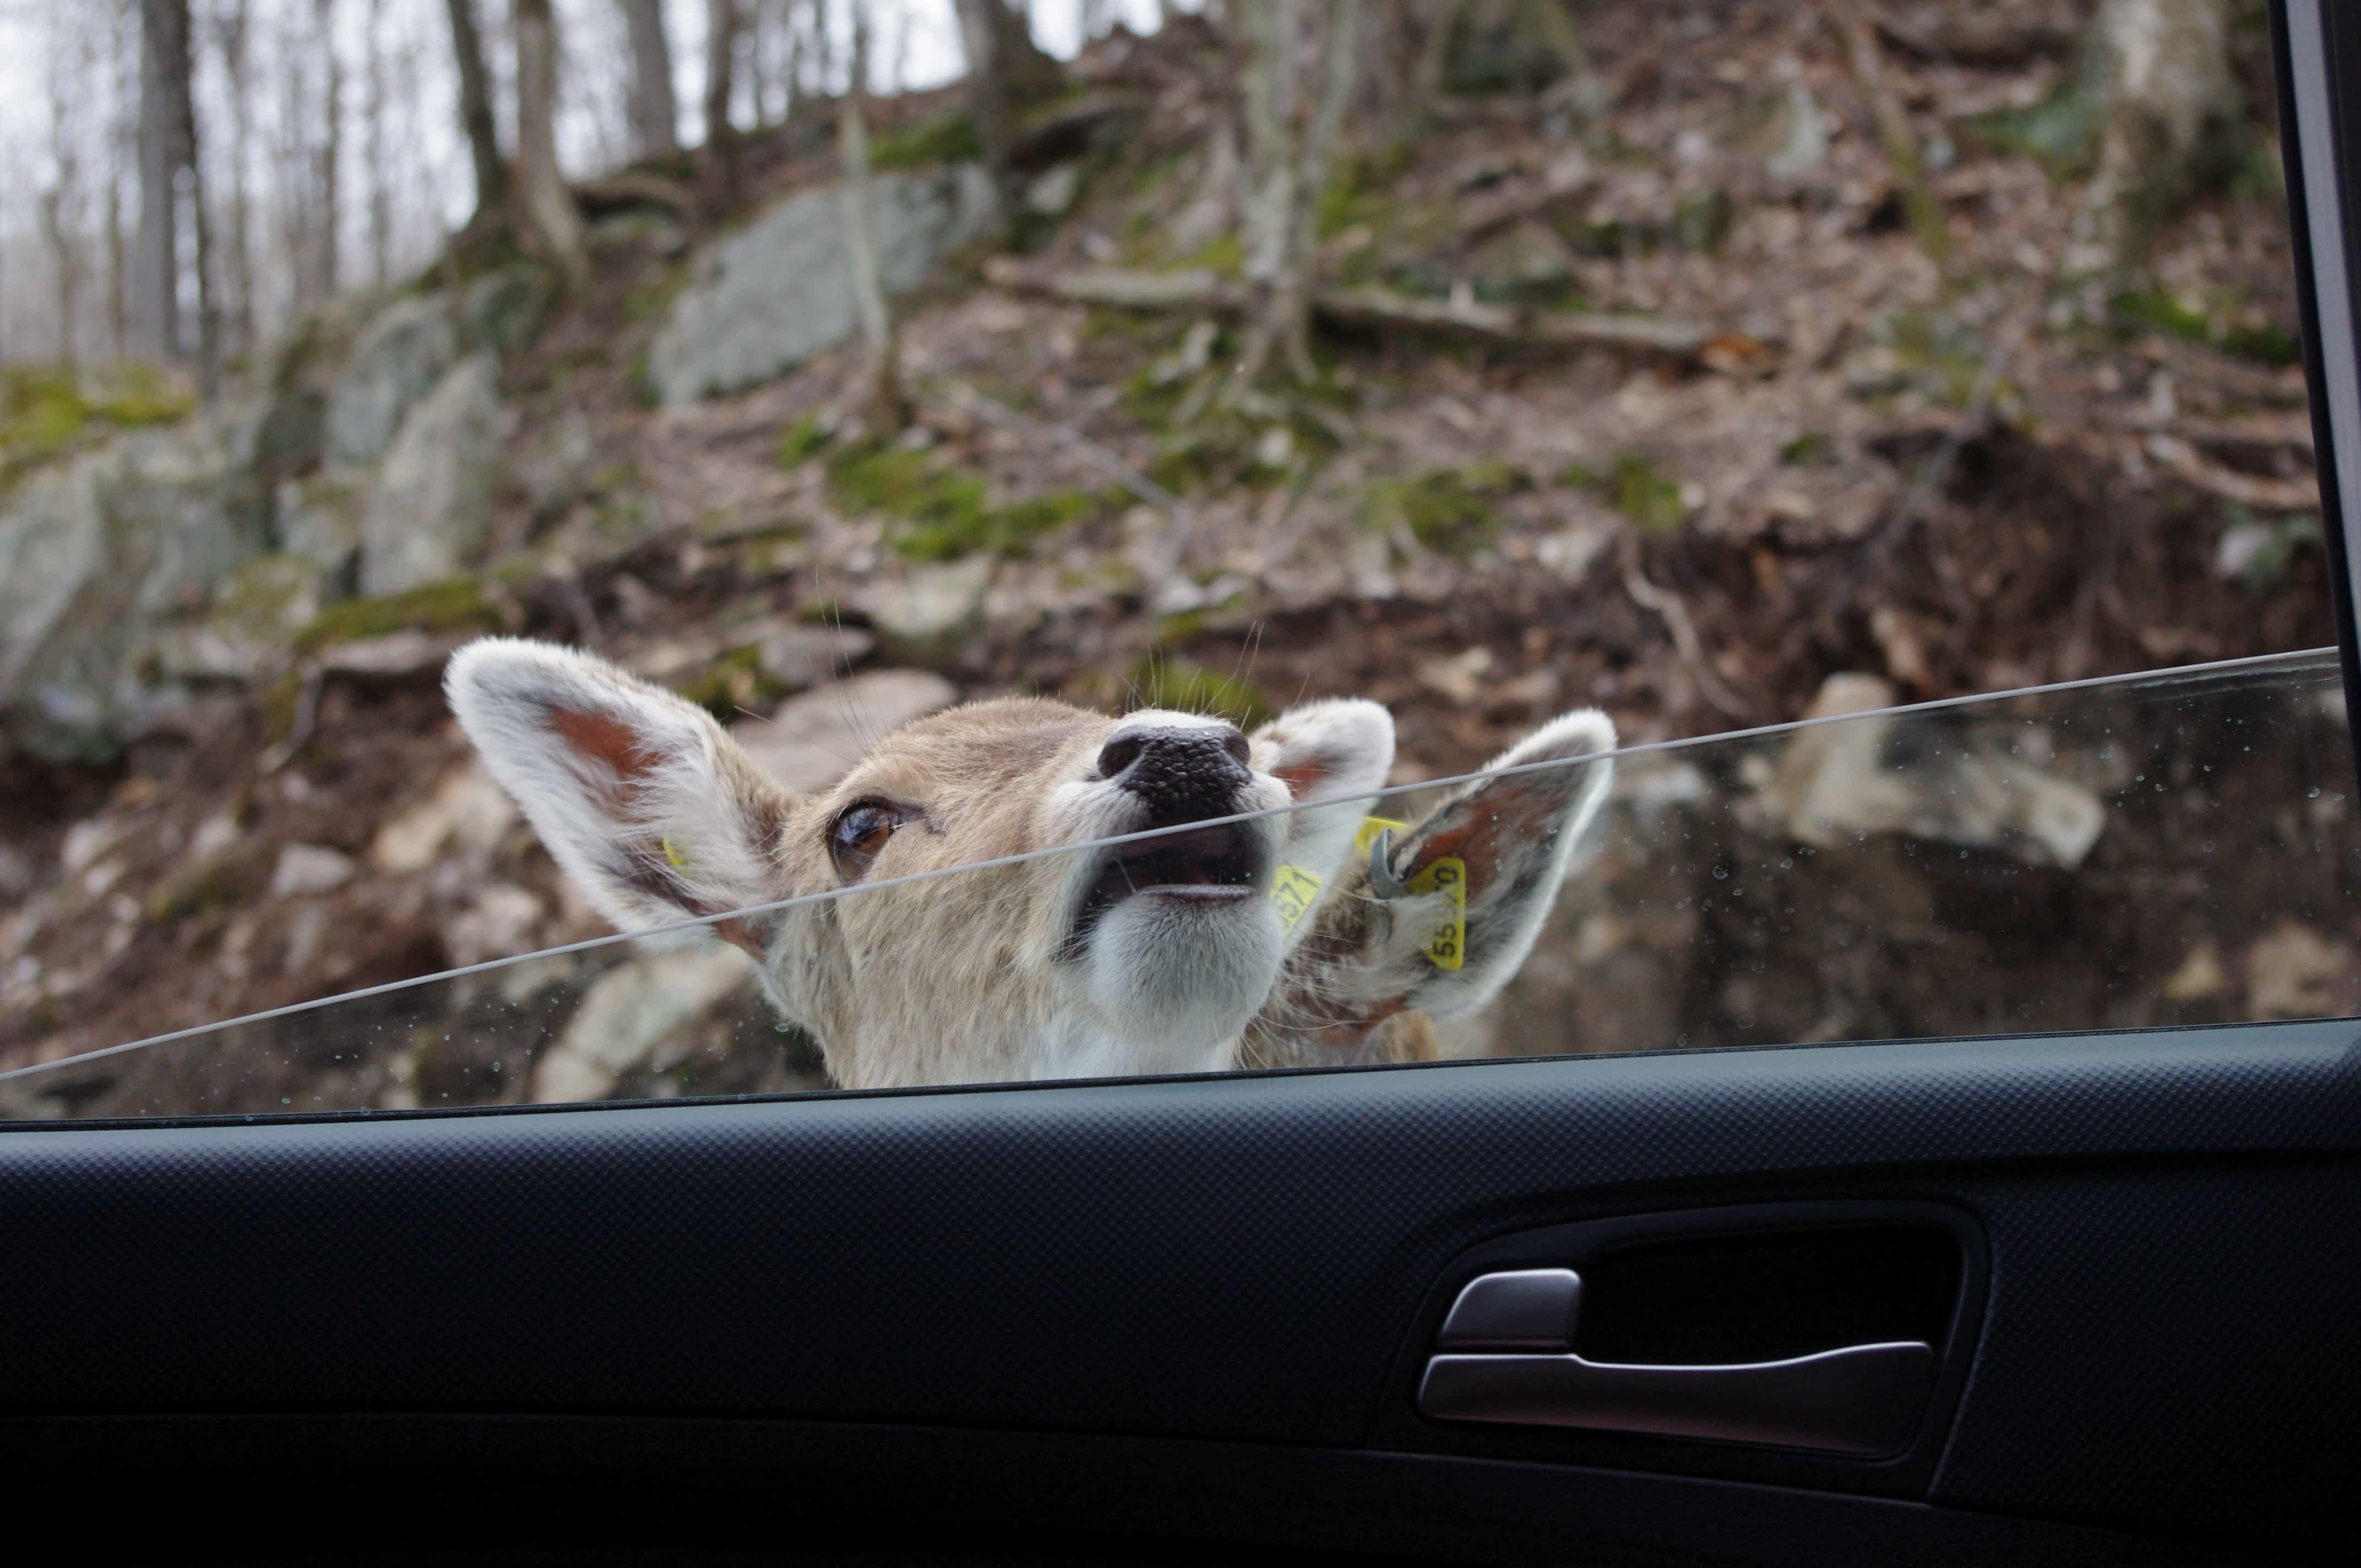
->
1403, 857, 1466, 971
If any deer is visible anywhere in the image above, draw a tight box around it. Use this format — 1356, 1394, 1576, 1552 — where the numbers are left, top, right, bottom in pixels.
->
445, 637, 1617, 1090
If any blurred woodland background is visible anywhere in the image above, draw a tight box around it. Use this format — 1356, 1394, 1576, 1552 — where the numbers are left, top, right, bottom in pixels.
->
3, 1, 2352, 1110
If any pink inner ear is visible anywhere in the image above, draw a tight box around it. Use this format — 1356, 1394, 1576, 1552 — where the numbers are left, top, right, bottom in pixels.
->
1416, 778, 1570, 897
551, 708, 656, 794
1273, 759, 1334, 801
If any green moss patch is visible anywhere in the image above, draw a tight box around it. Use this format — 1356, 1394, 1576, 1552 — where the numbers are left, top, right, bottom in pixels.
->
1608, 454, 1689, 533
1868, 310, 1998, 408
819, 434, 1116, 561
2, 362, 195, 492
1967, 80, 2109, 181
1779, 431, 1837, 466
2112, 288, 2300, 367
1362, 462, 1523, 555
673, 644, 788, 720
1125, 656, 1276, 733
777, 413, 834, 467
872, 111, 982, 171
147, 854, 263, 927
1318, 144, 1418, 241
830, 443, 989, 540
292, 577, 505, 654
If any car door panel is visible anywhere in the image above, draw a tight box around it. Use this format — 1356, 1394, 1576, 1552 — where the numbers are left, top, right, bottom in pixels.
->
5, 1021, 2355, 1559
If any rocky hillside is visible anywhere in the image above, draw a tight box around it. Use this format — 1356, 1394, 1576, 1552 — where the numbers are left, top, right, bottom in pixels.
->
2, 9, 2348, 1113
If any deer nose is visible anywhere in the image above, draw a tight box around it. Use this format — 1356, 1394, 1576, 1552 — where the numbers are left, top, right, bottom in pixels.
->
1097, 724, 1254, 819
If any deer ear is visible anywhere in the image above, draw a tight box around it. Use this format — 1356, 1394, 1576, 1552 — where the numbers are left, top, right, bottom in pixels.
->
444, 638, 796, 954
1250, 698, 1395, 950
1350, 707, 1616, 1023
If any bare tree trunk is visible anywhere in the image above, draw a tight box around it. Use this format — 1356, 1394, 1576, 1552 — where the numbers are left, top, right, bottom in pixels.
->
765, 0, 801, 119
2064, 0, 2242, 278
617, 0, 681, 158
515, 0, 587, 285
953, 0, 1021, 228
1826, 0, 1950, 270
40, 173, 80, 369
1412, 0, 1467, 116
215, 0, 256, 356
39, 17, 87, 364
705, 0, 741, 203
1235, 0, 1364, 389
366, 0, 391, 287
189, 105, 219, 398
444, 0, 509, 230
107, 3, 134, 358
781, 0, 808, 117
994, 0, 1062, 101
839, 2, 902, 432
565, 20, 630, 173
132, 0, 193, 363
312, 0, 344, 302
276, 12, 315, 312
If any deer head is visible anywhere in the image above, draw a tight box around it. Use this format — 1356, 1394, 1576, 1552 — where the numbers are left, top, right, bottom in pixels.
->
446, 638, 1615, 1090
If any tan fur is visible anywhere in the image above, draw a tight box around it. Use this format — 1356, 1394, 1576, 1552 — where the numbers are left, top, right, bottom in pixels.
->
447, 638, 1614, 1091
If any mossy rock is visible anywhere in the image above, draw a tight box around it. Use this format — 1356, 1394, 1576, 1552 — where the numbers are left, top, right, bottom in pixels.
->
872, 112, 983, 172
291, 576, 505, 654
212, 553, 328, 644
459, 261, 556, 360
2, 362, 195, 494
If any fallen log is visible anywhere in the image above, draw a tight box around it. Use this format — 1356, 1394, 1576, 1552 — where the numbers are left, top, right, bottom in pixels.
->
1314, 284, 1713, 356
2152, 434, 2322, 512
982, 260, 1720, 360
984, 259, 1249, 311
571, 170, 700, 222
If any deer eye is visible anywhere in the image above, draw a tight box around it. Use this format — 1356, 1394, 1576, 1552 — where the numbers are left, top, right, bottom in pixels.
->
828, 801, 917, 883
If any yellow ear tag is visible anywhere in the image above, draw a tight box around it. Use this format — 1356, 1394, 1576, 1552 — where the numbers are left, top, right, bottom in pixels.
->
661, 836, 691, 869
1271, 820, 1426, 939
1269, 864, 1323, 934
1403, 857, 1467, 971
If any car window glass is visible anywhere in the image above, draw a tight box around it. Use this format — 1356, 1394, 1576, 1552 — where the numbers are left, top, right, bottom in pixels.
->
6, 650, 2351, 1122
0, 3, 2342, 1124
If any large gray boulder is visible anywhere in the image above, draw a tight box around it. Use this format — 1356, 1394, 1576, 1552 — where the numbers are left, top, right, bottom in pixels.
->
274, 470, 371, 583
648, 165, 997, 407
459, 262, 555, 363
359, 353, 507, 597
324, 292, 459, 467
0, 430, 270, 761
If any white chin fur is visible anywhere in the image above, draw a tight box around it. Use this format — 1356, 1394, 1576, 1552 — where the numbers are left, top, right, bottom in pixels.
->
1080, 891, 1284, 1070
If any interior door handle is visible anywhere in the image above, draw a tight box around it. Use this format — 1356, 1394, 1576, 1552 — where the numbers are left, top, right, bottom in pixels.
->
1415, 1268, 1936, 1457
